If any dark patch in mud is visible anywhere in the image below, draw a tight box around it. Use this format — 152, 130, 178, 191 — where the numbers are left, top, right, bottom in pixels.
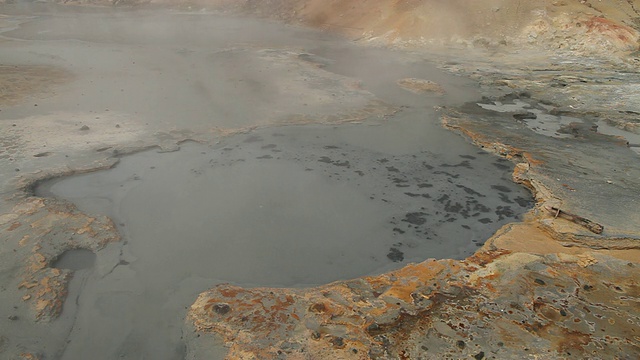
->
495, 206, 515, 220
492, 162, 511, 170
456, 185, 484, 197
244, 135, 263, 143
444, 201, 464, 213
33, 151, 53, 157
387, 247, 404, 262
433, 170, 460, 178
491, 185, 512, 193
392, 178, 410, 188
402, 212, 428, 226
498, 193, 513, 204
441, 160, 473, 169
318, 156, 351, 167
405, 192, 431, 198
514, 196, 533, 208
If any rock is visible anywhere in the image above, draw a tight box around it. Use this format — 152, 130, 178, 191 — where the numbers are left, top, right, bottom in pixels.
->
186, 252, 640, 358
397, 78, 446, 94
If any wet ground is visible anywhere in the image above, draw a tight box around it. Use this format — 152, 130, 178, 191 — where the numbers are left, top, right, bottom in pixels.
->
0, 4, 534, 360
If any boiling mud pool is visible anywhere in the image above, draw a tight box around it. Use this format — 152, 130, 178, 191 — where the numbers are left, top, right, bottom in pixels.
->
40, 126, 532, 285
37, 122, 532, 359
22, 9, 532, 360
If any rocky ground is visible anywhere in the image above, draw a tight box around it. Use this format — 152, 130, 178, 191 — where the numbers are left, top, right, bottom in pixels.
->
1, 1, 639, 359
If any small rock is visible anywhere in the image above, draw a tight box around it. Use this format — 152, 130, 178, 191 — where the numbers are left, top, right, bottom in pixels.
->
8, 315, 18, 321
212, 303, 231, 315
309, 303, 326, 313
513, 112, 537, 121
330, 336, 345, 348
397, 78, 446, 94
80, 125, 90, 131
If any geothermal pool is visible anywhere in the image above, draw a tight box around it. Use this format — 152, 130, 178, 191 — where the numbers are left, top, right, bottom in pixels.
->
36, 124, 531, 359
38, 125, 531, 286
5, 6, 530, 359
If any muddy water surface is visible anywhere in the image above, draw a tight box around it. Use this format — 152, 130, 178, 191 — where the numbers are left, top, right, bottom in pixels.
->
37, 127, 531, 359
5, 6, 531, 360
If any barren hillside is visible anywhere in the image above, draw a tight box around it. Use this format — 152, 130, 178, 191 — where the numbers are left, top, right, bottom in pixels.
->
180, 0, 640, 54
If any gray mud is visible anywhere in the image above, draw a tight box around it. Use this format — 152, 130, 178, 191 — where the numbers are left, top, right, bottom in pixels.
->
3, 5, 532, 360
52, 249, 96, 271
36, 126, 531, 359
38, 127, 531, 284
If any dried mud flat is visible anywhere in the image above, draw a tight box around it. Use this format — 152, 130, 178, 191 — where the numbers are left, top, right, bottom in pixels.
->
1, 1, 640, 360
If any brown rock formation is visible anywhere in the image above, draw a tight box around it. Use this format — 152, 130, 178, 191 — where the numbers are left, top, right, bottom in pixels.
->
188, 250, 639, 359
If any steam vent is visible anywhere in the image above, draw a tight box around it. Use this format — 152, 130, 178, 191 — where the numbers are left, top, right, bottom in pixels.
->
1, 1, 639, 359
